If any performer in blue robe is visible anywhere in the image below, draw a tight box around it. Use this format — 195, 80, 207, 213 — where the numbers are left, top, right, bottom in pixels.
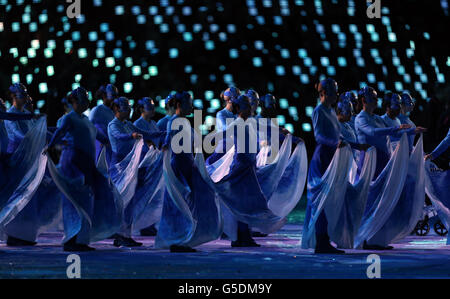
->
205, 87, 239, 166
424, 128, 450, 245
399, 92, 417, 151
2, 84, 61, 246
212, 95, 284, 247
354, 87, 426, 250
246, 89, 260, 117
156, 91, 221, 252
156, 94, 176, 131
381, 93, 420, 153
301, 78, 347, 254
0, 95, 47, 234
133, 97, 165, 237
107, 97, 164, 247
355, 87, 415, 178
47, 87, 121, 251
89, 84, 118, 166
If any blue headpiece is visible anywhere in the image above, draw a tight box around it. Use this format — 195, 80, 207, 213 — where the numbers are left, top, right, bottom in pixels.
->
105, 84, 118, 100
165, 94, 175, 105
175, 91, 191, 105
138, 97, 155, 111
223, 87, 240, 101
246, 89, 259, 106
385, 93, 401, 110
9, 83, 28, 99
114, 97, 130, 112
400, 92, 415, 107
337, 98, 353, 116
318, 78, 338, 96
340, 91, 357, 105
71, 87, 89, 105
261, 94, 276, 109
232, 95, 251, 111
358, 86, 377, 103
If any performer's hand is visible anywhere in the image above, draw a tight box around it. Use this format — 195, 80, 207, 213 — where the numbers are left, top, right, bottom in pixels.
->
415, 127, 427, 134
358, 144, 371, 151
398, 124, 412, 130
424, 153, 433, 161
132, 132, 143, 139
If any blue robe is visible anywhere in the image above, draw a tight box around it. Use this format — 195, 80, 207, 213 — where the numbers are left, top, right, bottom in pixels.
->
107, 117, 164, 237
89, 104, 114, 166
206, 108, 236, 166
155, 115, 222, 248
132, 117, 165, 232
0, 116, 48, 236
47, 111, 121, 244
156, 115, 171, 132
2, 108, 61, 242
302, 103, 344, 249
425, 129, 450, 245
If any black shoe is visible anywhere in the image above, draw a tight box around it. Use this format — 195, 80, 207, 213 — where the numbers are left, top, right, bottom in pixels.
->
251, 231, 268, 237
314, 242, 345, 254
113, 235, 143, 247
231, 239, 261, 247
140, 225, 158, 236
170, 245, 197, 253
6, 236, 37, 246
363, 241, 393, 250
63, 243, 96, 252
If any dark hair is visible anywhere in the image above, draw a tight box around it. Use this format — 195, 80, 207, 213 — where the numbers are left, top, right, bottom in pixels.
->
95, 84, 108, 99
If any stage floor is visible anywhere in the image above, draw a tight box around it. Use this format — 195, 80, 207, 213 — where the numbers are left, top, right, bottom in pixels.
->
0, 224, 448, 279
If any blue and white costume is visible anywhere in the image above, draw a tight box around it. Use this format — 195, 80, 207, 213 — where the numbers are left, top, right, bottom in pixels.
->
155, 92, 222, 249
353, 89, 411, 248
47, 88, 121, 245
107, 97, 165, 237
425, 128, 450, 245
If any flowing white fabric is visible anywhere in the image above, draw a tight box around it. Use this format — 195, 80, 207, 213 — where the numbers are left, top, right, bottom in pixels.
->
47, 148, 122, 243
371, 135, 425, 245
0, 117, 48, 233
424, 160, 450, 245
328, 147, 377, 248
155, 149, 222, 248
110, 139, 144, 208
301, 145, 353, 249
354, 133, 410, 248
132, 146, 165, 231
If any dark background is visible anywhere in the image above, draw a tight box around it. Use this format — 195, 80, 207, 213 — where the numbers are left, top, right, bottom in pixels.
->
0, 0, 449, 155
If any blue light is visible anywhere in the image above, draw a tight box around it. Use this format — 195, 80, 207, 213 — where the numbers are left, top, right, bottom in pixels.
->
183, 32, 193, 42
395, 82, 403, 92
302, 123, 312, 132
169, 48, 178, 58
205, 40, 215, 50
89, 31, 98, 41
229, 49, 238, 59
320, 57, 329, 66
298, 48, 307, 58
338, 57, 347, 67
276, 65, 285, 76
124, 82, 133, 93
115, 5, 124, 15
253, 57, 262, 67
